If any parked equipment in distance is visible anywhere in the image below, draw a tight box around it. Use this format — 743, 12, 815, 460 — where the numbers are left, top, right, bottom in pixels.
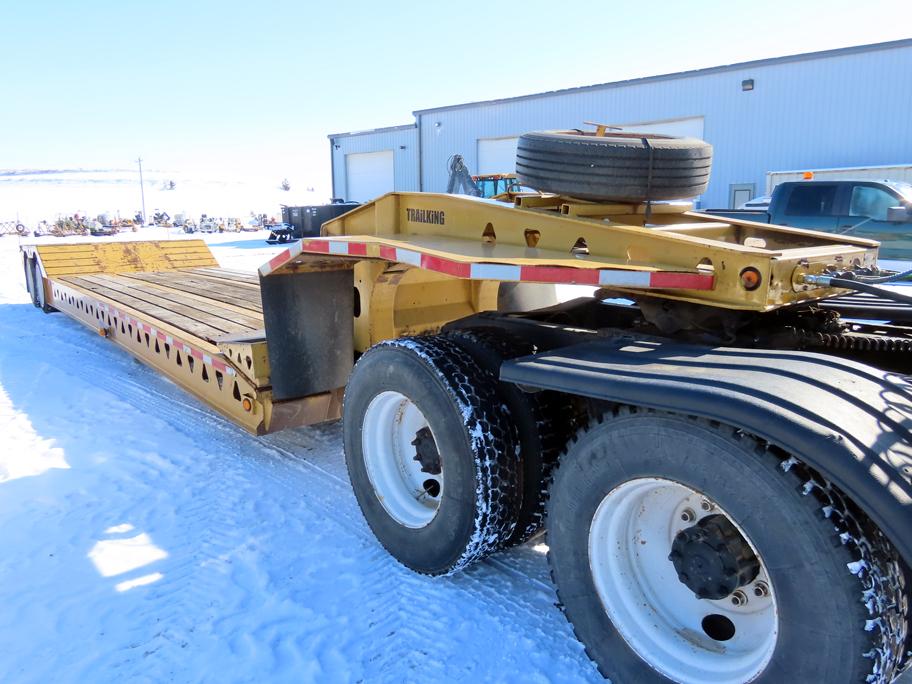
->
267, 202, 359, 244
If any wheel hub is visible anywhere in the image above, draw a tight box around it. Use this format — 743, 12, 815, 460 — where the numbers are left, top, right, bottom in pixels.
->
361, 391, 443, 529
668, 513, 761, 600
411, 426, 441, 475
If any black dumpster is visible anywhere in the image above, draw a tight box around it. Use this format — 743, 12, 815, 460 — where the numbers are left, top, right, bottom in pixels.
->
269, 201, 360, 243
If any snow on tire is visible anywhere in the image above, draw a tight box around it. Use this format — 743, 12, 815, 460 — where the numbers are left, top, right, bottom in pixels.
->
343, 335, 521, 575
547, 408, 909, 684
444, 327, 577, 545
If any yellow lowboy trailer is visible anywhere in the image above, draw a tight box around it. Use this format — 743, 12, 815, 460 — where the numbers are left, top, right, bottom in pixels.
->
19, 239, 344, 435
20, 185, 912, 683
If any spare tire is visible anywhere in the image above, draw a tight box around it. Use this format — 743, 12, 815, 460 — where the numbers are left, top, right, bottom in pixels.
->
515, 130, 712, 202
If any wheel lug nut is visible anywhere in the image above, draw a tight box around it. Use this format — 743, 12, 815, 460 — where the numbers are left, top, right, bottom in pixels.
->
753, 581, 770, 598
680, 508, 696, 523
700, 498, 715, 512
731, 590, 748, 606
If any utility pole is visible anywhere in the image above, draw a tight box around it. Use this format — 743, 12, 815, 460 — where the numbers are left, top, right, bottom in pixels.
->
137, 157, 147, 225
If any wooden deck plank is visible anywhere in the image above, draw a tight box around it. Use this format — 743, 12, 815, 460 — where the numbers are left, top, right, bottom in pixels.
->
62, 275, 256, 340
175, 270, 261, 288
80, 274, 265, 330
116, 274, 265, 318
188, 266, 259, 278
73, 274, 262, 333
123, 272, 263, 311
131, 270, 263, 303
60, 276, 230, 341
184, 267, 260, 285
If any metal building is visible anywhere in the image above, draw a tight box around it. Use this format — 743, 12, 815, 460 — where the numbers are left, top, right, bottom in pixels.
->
329, 39, 912, 209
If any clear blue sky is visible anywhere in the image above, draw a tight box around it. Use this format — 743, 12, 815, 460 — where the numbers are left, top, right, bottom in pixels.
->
1, 0, 909, 195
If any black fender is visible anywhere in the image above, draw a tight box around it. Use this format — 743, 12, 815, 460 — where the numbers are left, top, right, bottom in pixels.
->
501, 339, 912, 567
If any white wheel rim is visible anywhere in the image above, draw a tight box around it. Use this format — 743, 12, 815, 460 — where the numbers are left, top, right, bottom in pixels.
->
362, 391, 443, 528
589, 477, 778, 684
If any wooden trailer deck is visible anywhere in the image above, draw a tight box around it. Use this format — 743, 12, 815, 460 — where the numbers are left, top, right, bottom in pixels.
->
20, 240, 342, 435
57, 268, 264, 345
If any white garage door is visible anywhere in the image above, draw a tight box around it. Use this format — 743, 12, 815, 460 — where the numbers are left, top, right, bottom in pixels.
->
477, 137, 519, 175
346, 150, 394, 202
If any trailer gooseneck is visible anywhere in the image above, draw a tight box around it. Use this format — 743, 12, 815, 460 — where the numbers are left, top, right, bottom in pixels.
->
22, 130, 912, 683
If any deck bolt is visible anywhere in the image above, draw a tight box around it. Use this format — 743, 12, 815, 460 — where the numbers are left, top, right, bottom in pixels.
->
700, 498, 715, 512
731, 590, 748, 607
680, 508, 696, 523
753, 581, 770, 598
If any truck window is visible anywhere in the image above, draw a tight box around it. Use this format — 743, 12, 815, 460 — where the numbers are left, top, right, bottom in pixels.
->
785, 185, 838, 216
849, 186, 899, 221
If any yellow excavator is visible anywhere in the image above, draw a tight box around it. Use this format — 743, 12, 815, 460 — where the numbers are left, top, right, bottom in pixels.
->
446, 154, 523, 199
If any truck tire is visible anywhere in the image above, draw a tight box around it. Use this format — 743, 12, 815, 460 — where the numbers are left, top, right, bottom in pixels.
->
23, 254, 36, 306
24, 255, 41, 308
547, 408, 908, 684
26, 255, 55, 313
497, 282, 557, 311
444, 327, 575, 544
343, 336, 521, 575
515, 130, 712, 202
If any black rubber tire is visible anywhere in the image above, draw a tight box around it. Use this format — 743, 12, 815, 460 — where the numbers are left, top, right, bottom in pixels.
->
343, 336, 521, 575
515, 130, 712, 202
24, 255, 40, 308
443, 327, 576, 544
548, 408, 908, 684
22, 253, 35, 305
25, 255, 55, 313
497, 282, 557, 311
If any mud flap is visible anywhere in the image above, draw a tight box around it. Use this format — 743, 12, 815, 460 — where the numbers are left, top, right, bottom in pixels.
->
501, 339, 912, 568
259, 268, 354, 401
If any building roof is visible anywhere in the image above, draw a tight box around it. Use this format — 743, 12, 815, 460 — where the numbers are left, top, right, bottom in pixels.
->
327, 123, 416, 141
411, 38, 912, 116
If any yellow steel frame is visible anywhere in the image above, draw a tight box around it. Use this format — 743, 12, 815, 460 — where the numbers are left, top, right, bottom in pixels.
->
311, 192, 879, 312
353, 261, 498, 352
21, 185, 884, 437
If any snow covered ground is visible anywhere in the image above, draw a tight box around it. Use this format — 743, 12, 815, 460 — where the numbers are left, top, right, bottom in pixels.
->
0, 168, 325, 227
0, 232, 603, 683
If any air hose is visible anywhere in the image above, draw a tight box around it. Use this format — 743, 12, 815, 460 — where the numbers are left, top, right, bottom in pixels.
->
803, 274, 912, 307
855, 268, 912, 285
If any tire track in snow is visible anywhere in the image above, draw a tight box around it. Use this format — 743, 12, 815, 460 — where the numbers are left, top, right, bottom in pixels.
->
0, 305, 602, 682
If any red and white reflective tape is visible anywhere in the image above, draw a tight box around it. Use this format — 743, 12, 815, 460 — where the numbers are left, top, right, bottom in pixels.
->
57, 283, 236, 376
260, 238, 714, 291
260, 240, 304, 276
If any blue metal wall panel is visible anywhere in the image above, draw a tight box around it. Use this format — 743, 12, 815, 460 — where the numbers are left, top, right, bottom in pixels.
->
329, 126, 418, 200
333, 42, 912, 209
